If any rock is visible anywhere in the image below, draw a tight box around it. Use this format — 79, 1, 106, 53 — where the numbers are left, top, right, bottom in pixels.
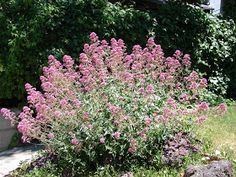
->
184, 160, 234, 177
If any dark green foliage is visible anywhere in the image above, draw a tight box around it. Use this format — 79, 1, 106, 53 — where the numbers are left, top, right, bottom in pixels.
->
222, 0, 236, 21
8, 132, 21, 149
0, 0, 236, 102
151, 3, 236, 97
0, 0, 153, 102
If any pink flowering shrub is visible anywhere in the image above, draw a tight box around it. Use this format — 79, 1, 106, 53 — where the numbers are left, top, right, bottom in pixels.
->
0, 33, 227, 173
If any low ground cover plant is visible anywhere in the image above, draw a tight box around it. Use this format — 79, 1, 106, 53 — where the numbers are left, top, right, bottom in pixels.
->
0, 33, 227, 175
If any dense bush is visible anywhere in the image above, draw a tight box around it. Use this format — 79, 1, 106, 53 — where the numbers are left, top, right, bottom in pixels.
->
0, 0, 153, 101
222, 0, 236, 22
1, 34, 227, 175
0, 0, 236, 102
152, 3, 236, 97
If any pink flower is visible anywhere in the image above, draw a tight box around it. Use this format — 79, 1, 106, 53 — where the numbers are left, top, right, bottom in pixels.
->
88, 124, 93, 129
195, 116, 207, 124
147, 37, 155, 48
18, 112, 28, 120
131, 62, 142, 70
47, 133, 55, 139
73, 99, 81, 108
144, 117, 152, 126
138, 130, 147, 141
175, 50, 181, 56
138, 87, 145, 94
189, 82, 198, 90
128, 147, 136, 154
63, 55, 74, 68
146, 84, 154, 94
143, 127, 149, 133
159, 72, 166, 81
99, 137, 105, 144
179, 93, 189, 103
60, 99, 68, 108
90, 32, 98, 42
182, 54, 191, 66
83, 112, 89, 120
167, 98, 177, 108
54, 111, 62, 118
107, 103, 121, 115
118, 39, 125, 48
112, 132, 121, 139
187, 71, 199, 82
17, 119, 31, 142
166, 75, 174, 81
167, 98, 174, 105
0, 108, 16, 121
41, 82, 54, 92
25, 83, 33, 92
111, 38, 118, 47
101, 40, 108, 46
123, 72, 134, 82
217, 103, 227, 113
199, 78, 208, 88
48, 55, 56, 64
163, 107, 173, 118
165, 57, 181, 68
198, 102, 209, 111
22, 106, 31, 113
71, 138, 80, 145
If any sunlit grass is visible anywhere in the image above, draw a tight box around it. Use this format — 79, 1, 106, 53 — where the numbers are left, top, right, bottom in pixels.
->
196, 106, 236, 159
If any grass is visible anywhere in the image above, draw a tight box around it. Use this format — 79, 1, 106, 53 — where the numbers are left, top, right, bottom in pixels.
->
196, 106, 236, 159
195, 105, 236, 176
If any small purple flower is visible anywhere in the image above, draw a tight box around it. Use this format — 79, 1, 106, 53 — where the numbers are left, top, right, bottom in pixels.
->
83, 112, 90, 120
112, 132, 121, 139
99, 137, 105, 144
195, 116, 207, 124
198, 102, 209, 111
47, 133, 55, 139
71, 138, 79, 145
175, 50, 181, 56
144, 117, 152, 126
146, 84, 154, 94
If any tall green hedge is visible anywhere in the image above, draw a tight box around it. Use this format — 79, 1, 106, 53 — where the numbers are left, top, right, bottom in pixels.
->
0, 0, 153, 101
0, 0, 236, 103
222, 0, 236, 21
152, 3, 236, 97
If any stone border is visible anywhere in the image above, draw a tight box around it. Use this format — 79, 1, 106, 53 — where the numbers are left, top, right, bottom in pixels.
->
0, 109, 20, 151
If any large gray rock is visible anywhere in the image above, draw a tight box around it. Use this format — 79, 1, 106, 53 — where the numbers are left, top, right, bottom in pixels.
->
184, 160, 234, 177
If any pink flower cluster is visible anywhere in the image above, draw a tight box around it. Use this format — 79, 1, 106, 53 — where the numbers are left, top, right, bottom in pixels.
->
0, 108, 16, 121
71, 138, 80, 145
0, 32, 226, 154
217, 103, 227, 114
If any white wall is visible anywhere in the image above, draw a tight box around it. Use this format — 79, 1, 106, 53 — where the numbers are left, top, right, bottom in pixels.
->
210, 0, 222, 14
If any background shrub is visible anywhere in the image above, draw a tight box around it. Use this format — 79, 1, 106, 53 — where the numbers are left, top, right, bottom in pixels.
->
151, 3, 236, 97
0, 0, 236, 103
222, 0, 236, 22
0, 0, 153, 102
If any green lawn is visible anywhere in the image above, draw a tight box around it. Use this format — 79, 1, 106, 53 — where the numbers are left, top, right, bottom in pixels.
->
196, 106, 236, 159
